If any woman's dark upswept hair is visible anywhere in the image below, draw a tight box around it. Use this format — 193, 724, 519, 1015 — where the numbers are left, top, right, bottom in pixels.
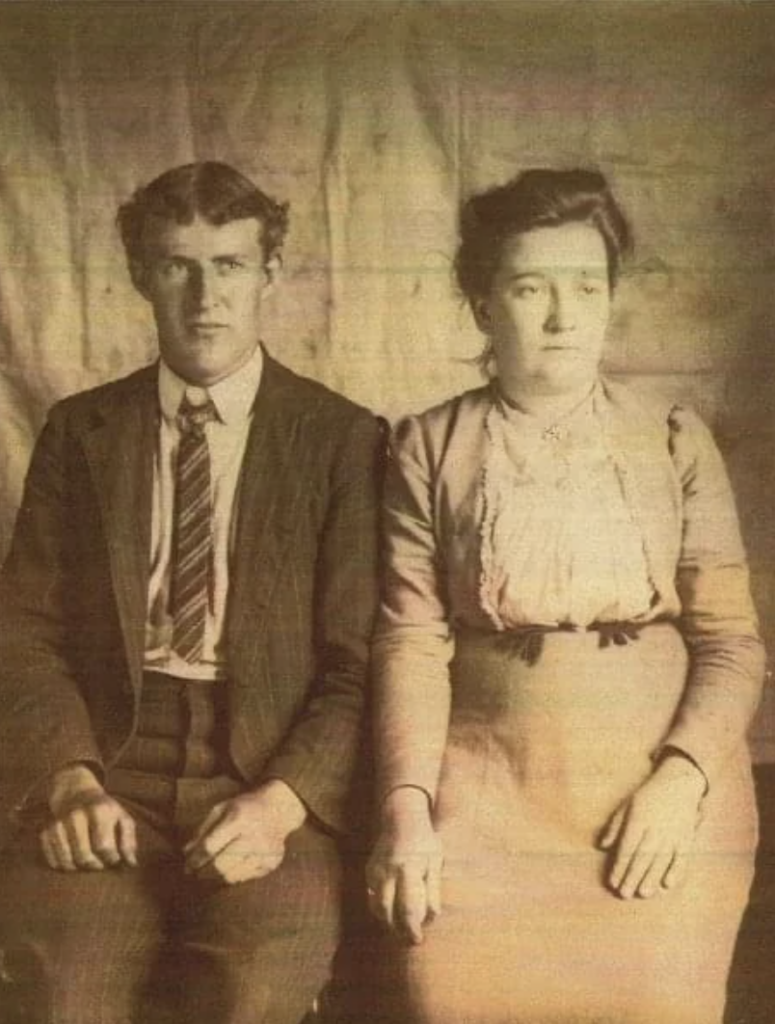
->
454, 168, 632, 303
117, 161, 290, 270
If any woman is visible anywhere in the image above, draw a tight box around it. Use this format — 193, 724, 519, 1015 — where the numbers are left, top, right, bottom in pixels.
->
366, 169, 764, 1024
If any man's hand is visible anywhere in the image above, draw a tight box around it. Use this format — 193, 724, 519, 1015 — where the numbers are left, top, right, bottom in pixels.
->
183, 779, 307, 885
599, 754, 706, 900
41, 764, 138, 871
366, 787, 443, 945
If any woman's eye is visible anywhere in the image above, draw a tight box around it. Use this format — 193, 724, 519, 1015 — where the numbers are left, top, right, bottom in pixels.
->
515, 284, 541, 298
580, 282, 604, 296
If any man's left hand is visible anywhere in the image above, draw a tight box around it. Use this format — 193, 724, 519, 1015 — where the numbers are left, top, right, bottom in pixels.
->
183, 780, 306, 885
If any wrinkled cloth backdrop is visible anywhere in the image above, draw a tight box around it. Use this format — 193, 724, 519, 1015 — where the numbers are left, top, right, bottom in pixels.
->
0, 0, 774, 756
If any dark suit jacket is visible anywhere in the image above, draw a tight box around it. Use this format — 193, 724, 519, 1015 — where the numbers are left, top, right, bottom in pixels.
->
0, 353, 382, 848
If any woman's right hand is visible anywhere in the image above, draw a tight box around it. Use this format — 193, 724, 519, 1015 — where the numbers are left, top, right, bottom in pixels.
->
366, 786, 444, 945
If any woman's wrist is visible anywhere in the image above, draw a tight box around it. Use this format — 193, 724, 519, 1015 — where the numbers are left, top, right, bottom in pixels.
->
653, 746, 709, 795
380, 784, 433, 825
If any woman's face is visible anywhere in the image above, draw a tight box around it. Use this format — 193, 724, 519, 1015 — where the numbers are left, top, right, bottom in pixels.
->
478, 222, 611, 399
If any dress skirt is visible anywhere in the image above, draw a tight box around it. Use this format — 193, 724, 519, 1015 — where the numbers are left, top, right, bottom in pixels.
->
398, 623, 757, 1024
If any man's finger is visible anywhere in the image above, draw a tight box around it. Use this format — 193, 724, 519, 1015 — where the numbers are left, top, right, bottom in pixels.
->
183, 802, 228, 853
89, 811, 122, 867
39, 830, 58, 870
117, 814, 138, 867
186, 833, 239, 875
49, 821, 77, 872
65, 812, 104, 870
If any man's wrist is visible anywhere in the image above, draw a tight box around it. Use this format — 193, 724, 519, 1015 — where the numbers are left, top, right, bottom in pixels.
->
260, 778, 307, 831
48, 763, 103, 812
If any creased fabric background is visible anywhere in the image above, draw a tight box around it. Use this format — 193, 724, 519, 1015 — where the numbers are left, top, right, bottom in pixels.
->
1, 0, 774, 755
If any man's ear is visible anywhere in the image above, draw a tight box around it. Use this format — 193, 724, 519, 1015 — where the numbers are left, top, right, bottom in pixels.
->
472, 298, 492, 334
129, 259, 151, 299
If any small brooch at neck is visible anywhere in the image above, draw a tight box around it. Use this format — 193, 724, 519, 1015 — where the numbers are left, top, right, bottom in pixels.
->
541, 423, 566, 443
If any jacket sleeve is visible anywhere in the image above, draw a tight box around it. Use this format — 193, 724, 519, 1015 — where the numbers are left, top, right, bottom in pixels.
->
370, 415, 455, 807
260, 409, 383, 834
662, 406, 765, 784
0, 406, 103, 832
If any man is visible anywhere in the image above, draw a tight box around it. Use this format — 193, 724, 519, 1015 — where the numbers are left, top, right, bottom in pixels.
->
0, 162, 381, 1024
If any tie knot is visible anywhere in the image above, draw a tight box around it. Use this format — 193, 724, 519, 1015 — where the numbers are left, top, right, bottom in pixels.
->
178, 390, 218, 433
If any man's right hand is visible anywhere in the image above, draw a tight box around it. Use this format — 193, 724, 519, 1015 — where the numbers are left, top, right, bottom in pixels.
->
40, 764, 138, 871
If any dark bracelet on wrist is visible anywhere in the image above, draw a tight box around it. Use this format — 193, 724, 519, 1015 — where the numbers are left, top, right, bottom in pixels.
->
655, 745, 709, 796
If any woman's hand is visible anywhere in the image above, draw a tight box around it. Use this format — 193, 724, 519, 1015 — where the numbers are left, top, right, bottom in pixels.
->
599, 754, 707, 900
366, 787, 443, 945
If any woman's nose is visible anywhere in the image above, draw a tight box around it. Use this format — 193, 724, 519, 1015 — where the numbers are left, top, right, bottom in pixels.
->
545, 288, 577, 332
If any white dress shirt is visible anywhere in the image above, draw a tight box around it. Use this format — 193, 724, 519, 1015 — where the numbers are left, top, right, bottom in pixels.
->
144, 345, 264, 680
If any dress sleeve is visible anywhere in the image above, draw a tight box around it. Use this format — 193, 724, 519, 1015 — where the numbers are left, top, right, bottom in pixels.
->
661, 406, 765, 784
371, 415, 455, 805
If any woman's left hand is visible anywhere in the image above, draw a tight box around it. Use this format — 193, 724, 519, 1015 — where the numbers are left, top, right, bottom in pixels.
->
599, 754, 707, 900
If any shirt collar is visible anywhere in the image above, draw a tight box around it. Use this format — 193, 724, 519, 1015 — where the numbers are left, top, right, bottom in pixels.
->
158, 345, 264, 426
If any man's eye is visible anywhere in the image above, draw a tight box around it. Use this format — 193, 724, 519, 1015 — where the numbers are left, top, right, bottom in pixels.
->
218, 259, 244, 272
159, 258, 188, 276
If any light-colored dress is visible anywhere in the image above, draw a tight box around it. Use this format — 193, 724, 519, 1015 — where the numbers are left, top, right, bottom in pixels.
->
373, 380, 764, 1024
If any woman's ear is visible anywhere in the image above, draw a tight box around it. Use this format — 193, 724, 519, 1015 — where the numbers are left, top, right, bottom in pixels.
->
262, 255, 282, 293
473, 298, 492, 334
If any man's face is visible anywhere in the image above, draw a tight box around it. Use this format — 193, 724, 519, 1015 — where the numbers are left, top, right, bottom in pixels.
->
137, 215, 271, 386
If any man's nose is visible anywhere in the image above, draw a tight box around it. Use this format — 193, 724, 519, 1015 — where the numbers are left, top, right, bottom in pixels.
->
188, 265, 220, 309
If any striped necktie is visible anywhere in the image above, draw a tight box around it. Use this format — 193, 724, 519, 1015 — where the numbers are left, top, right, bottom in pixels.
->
171, 390, 219, 663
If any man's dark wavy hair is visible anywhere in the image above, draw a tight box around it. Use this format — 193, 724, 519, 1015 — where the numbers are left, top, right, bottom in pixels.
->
117, 161, 289, 274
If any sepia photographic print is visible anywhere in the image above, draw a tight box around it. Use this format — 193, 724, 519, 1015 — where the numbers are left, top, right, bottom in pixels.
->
0, 2, 774, 1022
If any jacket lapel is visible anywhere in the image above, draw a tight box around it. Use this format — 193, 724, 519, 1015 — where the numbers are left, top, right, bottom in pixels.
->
226, 355, 316, 667
81, 367, 157, 693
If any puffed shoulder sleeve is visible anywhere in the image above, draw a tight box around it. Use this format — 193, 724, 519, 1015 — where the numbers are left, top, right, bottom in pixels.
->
662, 406, 765, 783
371, 414, 455, 805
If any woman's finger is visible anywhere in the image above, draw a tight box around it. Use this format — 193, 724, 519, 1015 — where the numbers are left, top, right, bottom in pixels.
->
599, 805, 625, 850
662, 846, 689, 890
425, 852, 444, 919
617, 839, 658, 900
636, 849, 674, 899
608, 818, 642, 891
395, 866, 428, 945
369, 874, 397, 927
